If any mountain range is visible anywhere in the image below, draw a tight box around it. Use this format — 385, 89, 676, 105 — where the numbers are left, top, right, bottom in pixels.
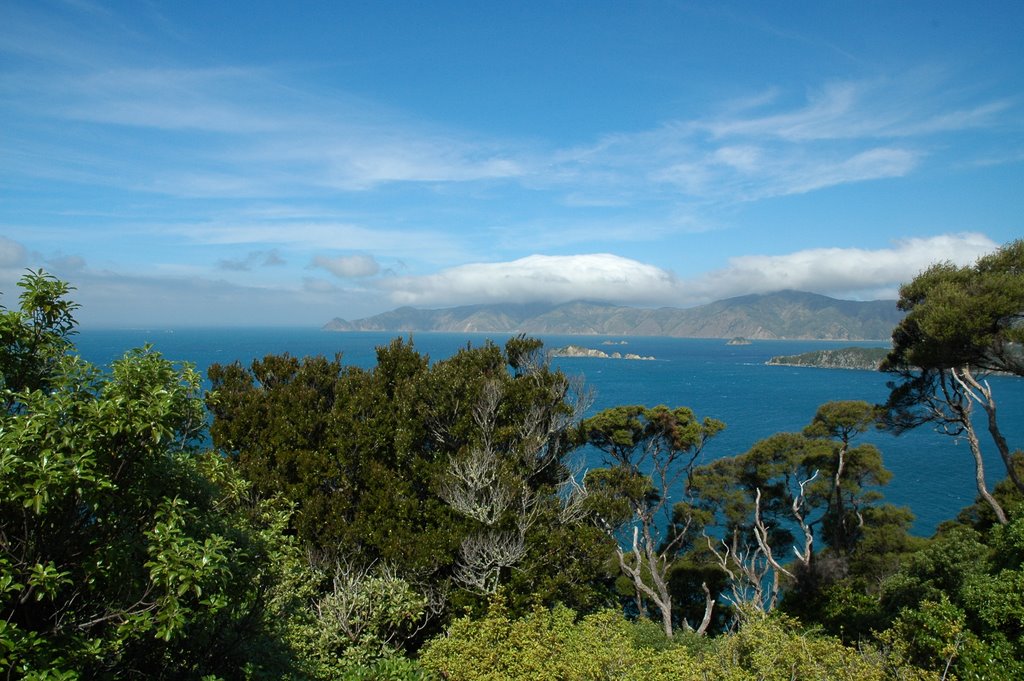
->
323, 290, 903, 341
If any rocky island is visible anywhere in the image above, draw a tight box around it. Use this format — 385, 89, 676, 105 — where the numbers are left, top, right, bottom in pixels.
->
766, 346, 889, 371
551, 345, 655, 360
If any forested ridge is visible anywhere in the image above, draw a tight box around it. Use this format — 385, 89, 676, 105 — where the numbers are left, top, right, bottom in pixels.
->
2, 240, 1022, 680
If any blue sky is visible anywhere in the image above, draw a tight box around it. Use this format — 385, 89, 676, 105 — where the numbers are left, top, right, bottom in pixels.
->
2, 1, 1022, 327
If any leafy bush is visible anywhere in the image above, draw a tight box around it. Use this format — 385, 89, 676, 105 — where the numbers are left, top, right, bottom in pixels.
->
420, 599, 935, 681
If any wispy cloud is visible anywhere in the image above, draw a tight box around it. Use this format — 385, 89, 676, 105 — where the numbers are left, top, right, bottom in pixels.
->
0, 236, 28, 268
2, 2, 1018, 329
550, 74, 1011, 203
699, 78, 1013, 141
5, 9, 1012, 208
217, 249, 286, 271
311, 254, 380, 278
175, 222, 474, 265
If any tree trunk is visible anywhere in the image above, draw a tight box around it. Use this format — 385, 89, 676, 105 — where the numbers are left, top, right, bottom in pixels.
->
616, 526, 674, 638
961, 402, 1008, 525
695, 582, 715, 635
962, 369, 1024, 496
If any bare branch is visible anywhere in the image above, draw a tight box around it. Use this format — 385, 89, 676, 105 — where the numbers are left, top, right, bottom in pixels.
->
453, 529, 527, 595
790, 471, 818, 567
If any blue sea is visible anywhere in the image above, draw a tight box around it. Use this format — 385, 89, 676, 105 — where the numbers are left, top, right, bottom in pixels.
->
75, 327, 1024, 537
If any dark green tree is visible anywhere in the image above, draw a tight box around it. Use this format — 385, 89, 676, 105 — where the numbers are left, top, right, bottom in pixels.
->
208, 335, 613, 634
802, 400, 889, 556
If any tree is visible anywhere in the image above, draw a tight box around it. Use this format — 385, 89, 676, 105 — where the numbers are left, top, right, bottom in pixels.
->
0, 272, 287, 678
802, 400, 890, 556
579, 405, 724, 637
208, 335, 611, 638
882, 239, 1024, 523
692, 402, 896, 615
692, 432, 822, 613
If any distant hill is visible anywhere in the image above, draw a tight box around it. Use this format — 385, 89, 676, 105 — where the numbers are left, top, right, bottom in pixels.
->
324, 291, 903, 340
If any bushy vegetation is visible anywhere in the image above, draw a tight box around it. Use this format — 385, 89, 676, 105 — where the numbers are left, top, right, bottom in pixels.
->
421, 601, 936, 681
2, 238, 1022, 679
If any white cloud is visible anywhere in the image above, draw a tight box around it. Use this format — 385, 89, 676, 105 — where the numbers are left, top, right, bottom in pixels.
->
687, 233, 999, 302
383, 254, 682, 307
378, 233, 1000, 310
312, 254, 381, 278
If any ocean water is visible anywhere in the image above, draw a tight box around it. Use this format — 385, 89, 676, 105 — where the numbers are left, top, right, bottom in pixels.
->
74, 327, 1024, 536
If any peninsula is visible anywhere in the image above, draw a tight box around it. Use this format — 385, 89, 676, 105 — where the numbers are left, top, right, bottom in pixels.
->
766, 346, 889, 371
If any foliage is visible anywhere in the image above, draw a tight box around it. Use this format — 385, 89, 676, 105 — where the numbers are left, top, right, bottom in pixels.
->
0, 269, 80, 406
281, 559, 432, 680
207, 334, 615, 639
0, 273, 298, 679
419, 600, 935, 680
884, 239, 1024, 376
578, 405, 724, 636
874, 516, 1024, 680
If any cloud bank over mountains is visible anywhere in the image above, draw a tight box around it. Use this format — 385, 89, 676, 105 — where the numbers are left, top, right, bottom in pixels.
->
685, 233, 998, 303
378, 232, 996, 309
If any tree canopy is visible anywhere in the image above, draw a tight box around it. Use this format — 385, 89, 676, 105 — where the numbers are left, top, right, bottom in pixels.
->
885, 239, 1024, 376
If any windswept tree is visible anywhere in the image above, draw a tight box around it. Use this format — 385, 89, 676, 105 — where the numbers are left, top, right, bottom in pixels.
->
579, 405, 724, 637
692, 401, 895, 614
691, 432, 823, 612
882, 239, 1024, 524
